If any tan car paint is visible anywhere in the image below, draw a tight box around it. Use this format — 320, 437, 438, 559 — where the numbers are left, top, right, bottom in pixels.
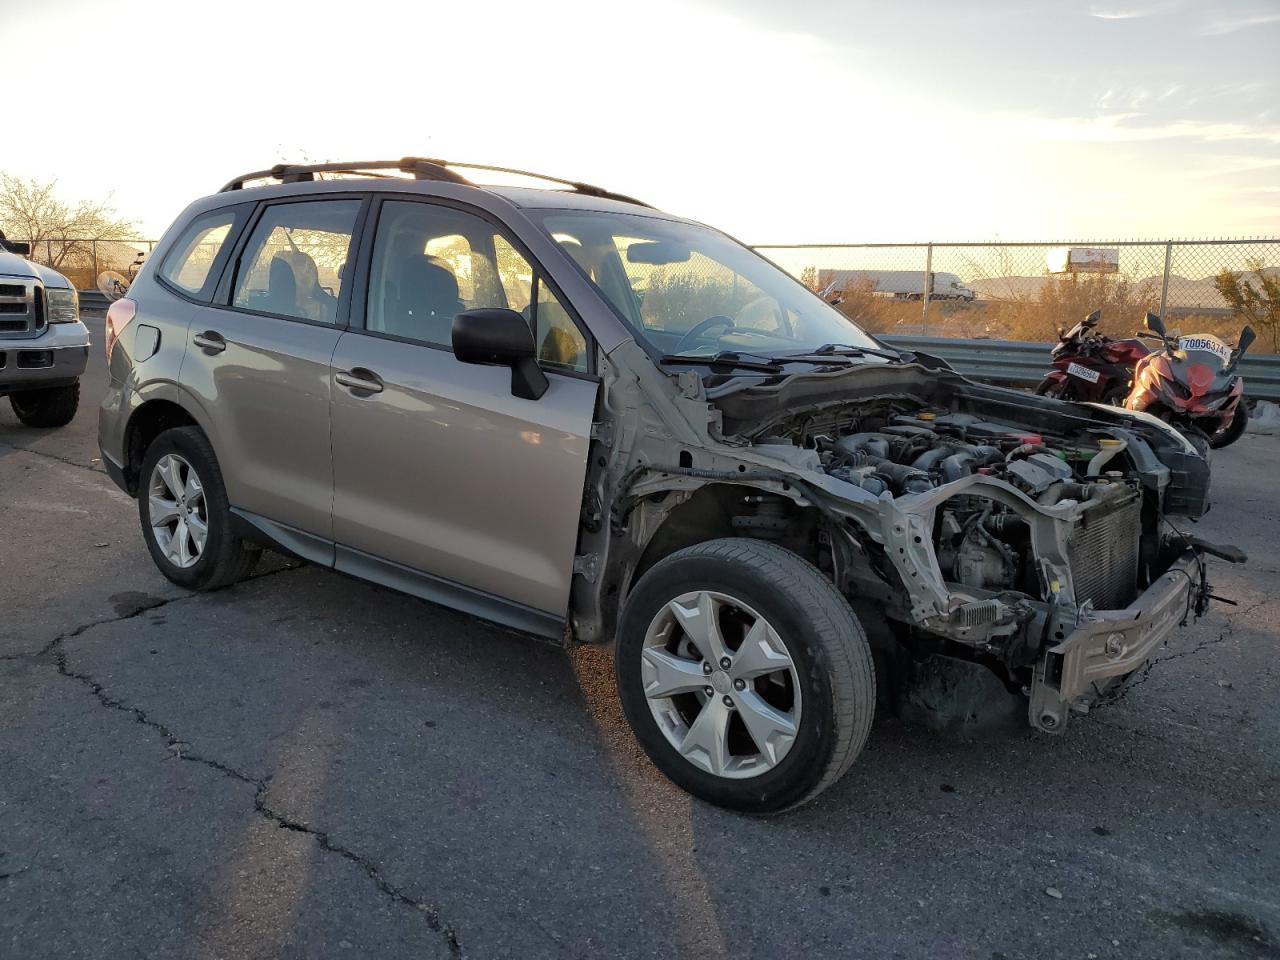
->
329, 332, 597, 615
178, 304, 342, 540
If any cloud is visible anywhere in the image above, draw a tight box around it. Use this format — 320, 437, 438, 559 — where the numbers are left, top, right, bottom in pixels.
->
1007, 111, 1280, 144
1087, 2, 1173, 19
1195, 155, 1280, 177
1202, 10, 1280, 34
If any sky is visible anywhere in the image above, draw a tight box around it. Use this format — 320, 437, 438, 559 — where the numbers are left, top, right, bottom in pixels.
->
2, 0, 1277, 242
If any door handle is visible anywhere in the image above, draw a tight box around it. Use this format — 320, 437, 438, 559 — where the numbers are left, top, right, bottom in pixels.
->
193, 331, 226, 353
335, 368, 384, 394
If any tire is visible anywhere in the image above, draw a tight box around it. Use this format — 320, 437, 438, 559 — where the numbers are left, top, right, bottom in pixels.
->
1145, 405, 1213, 461
616, 538, 875, 814
1209, 403, 1248, 449
138, 426, 260, 590
1184, 427, 1212, 462
1101, 384, 1129, 407
1035, 378, 1069, 400
9, 381, 80, 428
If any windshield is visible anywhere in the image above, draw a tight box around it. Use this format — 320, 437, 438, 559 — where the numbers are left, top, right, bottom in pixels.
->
528, 209, 879, 358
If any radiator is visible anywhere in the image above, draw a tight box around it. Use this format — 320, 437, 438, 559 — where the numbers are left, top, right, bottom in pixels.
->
1067, 491, 1142, 611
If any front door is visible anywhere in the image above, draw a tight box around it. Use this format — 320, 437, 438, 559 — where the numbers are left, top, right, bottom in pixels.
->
329, 198, 597, 632
180, 197, 363, 543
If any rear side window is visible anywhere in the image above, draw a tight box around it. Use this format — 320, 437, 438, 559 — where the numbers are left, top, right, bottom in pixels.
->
232, 199, 361, 325
158, 207, 247, 300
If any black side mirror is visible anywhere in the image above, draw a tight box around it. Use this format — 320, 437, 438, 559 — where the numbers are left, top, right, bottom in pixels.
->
1144, 311, 1167, 339
452, 308, 548, 400
1084, 309, 1101, 327
0, 239, 31, 255
1234, 325, 1257, 364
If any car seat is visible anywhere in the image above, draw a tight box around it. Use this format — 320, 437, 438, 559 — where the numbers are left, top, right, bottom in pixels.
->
394, 255, 465, 344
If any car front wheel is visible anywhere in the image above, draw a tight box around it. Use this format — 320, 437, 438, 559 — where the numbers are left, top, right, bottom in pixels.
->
138, 426, 260, 590
9, 382, 80, 427
616, 538, 875, 814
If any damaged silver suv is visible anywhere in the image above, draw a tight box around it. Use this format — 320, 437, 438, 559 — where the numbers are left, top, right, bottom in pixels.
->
98, 158, 1231, 813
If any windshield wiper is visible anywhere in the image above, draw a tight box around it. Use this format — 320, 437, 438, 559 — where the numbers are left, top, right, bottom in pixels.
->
799, 342, 912, 362
660, 351, 784, 374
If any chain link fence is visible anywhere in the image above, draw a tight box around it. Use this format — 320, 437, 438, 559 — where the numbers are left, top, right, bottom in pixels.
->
756, 239, 1280, 354
21, 238, 156, 292
19, 235, 1279, 354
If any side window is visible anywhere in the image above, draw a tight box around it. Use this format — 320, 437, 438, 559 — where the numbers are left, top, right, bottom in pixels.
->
494, 236, 532, 312
158, 207, 246, 300
231, 200, 360, 324
534, 279, 588, 373
366, 201, 591, 372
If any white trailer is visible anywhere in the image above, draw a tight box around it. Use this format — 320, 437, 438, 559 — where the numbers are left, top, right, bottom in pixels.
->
816, 269, 976, 302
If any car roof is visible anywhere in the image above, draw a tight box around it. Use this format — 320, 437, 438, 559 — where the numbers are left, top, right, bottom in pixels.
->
486, 185, 673, 216
188, 176, 688, 226
206, 157, 693, 220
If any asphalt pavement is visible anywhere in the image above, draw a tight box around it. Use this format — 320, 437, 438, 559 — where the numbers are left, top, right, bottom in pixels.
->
2, 331, 1277, 959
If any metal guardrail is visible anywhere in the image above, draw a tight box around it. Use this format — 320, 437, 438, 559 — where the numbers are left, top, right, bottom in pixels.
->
78, 289, 111, 311
67, 293, 1280, 402
882, 335, 1280, 403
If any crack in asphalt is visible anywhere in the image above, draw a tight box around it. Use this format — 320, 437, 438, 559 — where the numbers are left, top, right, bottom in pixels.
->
1119, 596, 1273, 697
0, 594, 181, 662
0, 563, 303, 662
0, 438, 105, 476
21, 566, 463, 958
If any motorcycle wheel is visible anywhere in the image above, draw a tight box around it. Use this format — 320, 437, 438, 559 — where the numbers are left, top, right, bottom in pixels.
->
1185, 427, 1212, 461
1209, 403, 1249, 449
1147, 406, 1213, 461
1035, 379, 1069, 400
1101, 385, 1129, 407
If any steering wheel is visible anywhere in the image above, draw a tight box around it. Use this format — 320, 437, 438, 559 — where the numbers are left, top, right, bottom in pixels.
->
674, 315, 737, 351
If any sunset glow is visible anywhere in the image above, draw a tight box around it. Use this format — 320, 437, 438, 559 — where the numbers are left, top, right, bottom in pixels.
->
3, 0, 1277, 241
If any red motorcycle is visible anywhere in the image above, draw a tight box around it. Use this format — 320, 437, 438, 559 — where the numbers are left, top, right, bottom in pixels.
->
1035, 310, 1148, 406
1127, 312, 1254, 450
1037, 310, 1255, 450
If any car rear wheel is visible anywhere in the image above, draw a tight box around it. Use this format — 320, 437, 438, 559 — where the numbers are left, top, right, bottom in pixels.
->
616, 538, 874, 814
138, 426, 260, 590
9, 382, 79, 428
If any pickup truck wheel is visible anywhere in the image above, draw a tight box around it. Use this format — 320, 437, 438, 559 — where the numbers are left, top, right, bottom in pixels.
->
138, 427, 260, 590
9, 382, 79, 428
616, 538, 874, 814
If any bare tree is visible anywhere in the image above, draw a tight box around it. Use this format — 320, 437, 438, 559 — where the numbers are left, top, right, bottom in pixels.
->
1214, 260, 1280, 353
0, 173, 138, 271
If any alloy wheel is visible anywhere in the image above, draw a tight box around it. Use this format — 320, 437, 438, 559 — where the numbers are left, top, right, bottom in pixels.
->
641, 590, 801, 779
148, 453, 208, 569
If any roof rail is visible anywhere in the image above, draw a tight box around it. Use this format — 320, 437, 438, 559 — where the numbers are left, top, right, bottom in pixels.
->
218, 157, 652, 207
218, 158, 469, 193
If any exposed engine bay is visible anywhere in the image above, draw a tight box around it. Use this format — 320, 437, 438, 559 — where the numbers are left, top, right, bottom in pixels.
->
707, 370, 1221, 730
582, 354, 1231, 734
753, 406, 1147, 607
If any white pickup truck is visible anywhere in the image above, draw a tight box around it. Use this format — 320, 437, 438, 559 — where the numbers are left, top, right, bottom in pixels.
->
0, 234, 90, 427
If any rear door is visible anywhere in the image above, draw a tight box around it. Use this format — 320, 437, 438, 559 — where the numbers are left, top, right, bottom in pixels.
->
329, 197, 598, 633
180, 196, 365, 547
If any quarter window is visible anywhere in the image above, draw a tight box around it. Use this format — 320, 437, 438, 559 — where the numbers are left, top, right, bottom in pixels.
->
366, 201, 590, 372
232, 200, 360, 324
158, 207, 246, 300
